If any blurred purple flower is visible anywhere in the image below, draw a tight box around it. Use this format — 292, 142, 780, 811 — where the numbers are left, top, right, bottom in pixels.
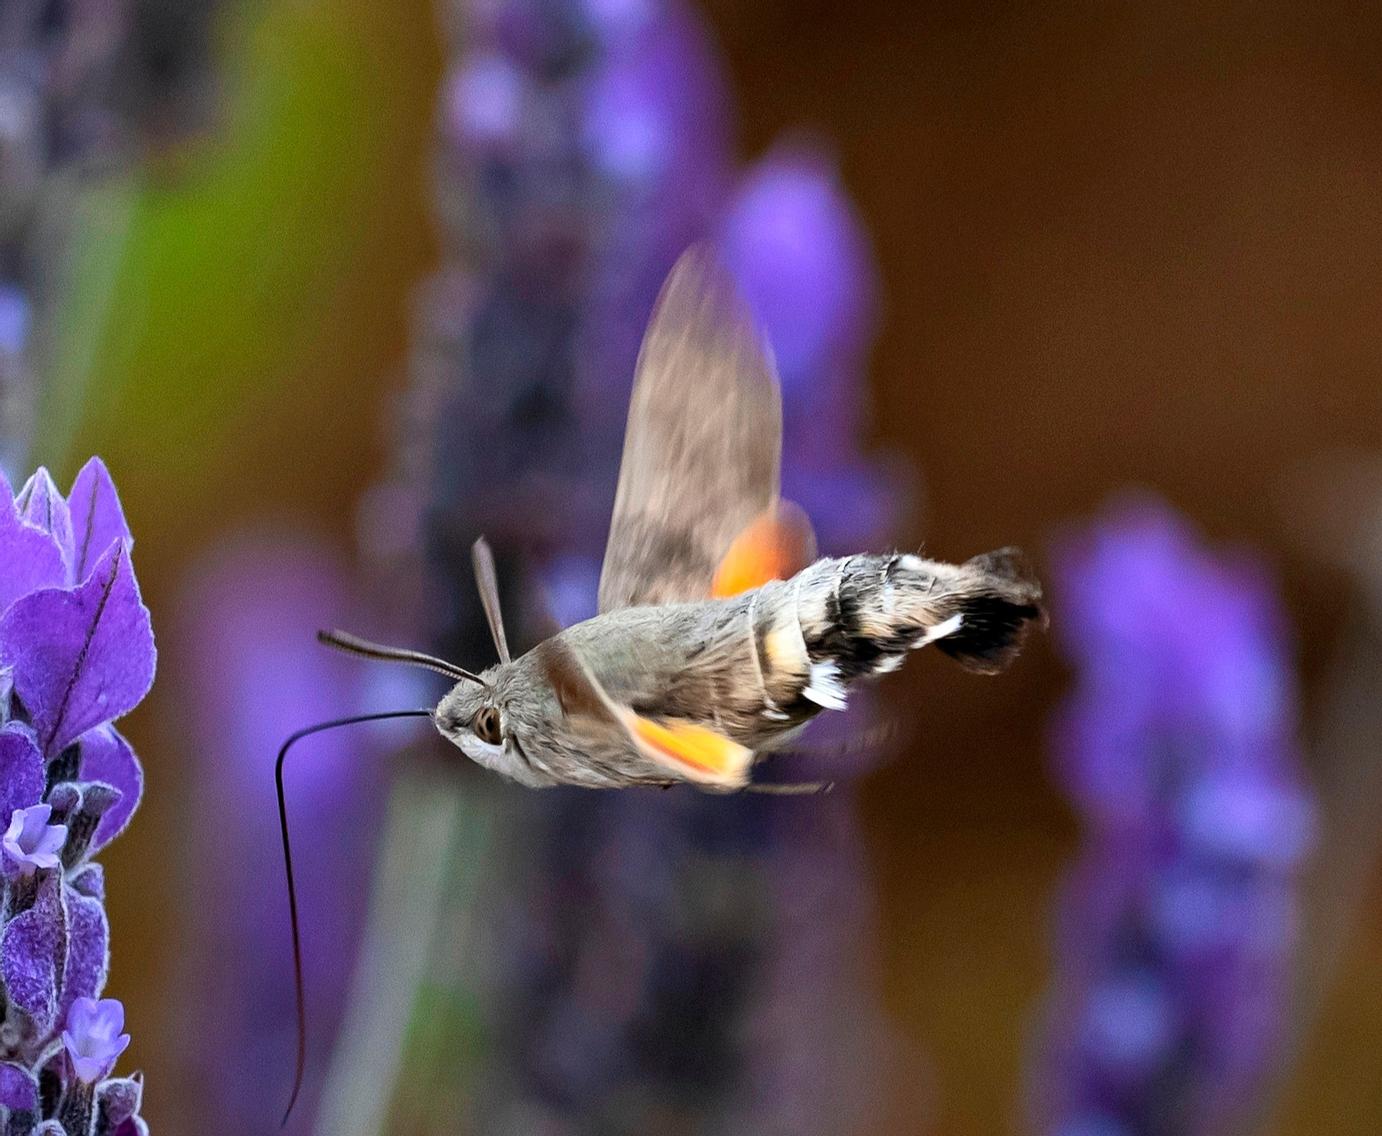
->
1031, 494, 1315, 1136
0, 458, 149, 1135
172, 528, 431, 1135
721, 147, 877, 395
3, 805, 66, 876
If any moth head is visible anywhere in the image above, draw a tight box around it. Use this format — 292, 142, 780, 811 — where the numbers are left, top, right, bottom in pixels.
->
433, 673, 507, 763
317, 537, 554, 784
438, 666, 565, 786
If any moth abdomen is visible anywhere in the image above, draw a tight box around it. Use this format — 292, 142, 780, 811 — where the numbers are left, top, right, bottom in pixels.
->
750, 548, 1045, 714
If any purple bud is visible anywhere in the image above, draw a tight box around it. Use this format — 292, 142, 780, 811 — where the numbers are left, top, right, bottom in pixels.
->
583, 57, 672, 184
1181, 770, 1315, 868
61, 997, 130, 1084
1080, 973, 1176, 1078
580, 4, 727, 206
3, 804, 66, 876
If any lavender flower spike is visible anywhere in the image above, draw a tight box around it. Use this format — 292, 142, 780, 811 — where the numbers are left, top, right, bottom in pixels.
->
0, 458, 151, 1135
1030, 495, 1315, 1136
62, 999, 131, 1085
3, 804, 66, 876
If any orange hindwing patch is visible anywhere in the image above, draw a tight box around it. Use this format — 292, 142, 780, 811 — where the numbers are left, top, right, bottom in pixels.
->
624, 713, 752, 788
712, 502, 817, 598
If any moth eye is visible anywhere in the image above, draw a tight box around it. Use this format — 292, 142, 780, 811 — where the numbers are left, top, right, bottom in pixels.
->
472, 706, 502, 745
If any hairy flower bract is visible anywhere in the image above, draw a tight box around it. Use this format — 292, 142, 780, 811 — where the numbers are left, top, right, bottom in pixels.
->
0, 459, 152, 1136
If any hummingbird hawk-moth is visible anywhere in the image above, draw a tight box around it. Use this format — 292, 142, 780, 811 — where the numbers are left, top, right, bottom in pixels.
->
320, 246, 1045, 790
276, 246, 1044, 1117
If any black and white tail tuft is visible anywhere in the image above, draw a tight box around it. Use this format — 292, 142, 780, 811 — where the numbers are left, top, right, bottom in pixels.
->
928, 547, 1046, 674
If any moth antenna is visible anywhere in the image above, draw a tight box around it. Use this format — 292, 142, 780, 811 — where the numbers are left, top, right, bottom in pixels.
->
276, 708, 434, 1127
317, 629, 487, 686
470, 537, 512, 665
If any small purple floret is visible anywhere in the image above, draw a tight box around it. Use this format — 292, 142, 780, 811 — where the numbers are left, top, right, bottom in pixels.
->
62, 997, 131, 1084
3, 804, 66, 875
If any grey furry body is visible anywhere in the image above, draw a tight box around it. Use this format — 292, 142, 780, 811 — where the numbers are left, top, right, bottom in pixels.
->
436, 548, 1042, 789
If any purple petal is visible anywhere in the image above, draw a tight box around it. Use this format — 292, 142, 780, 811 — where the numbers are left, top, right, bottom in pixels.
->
1, 542, 155, 757
1, 872, 66, 1031
15, 469, 76, 580
64, 1046, 108, 1083
0, 720, 43, 821
67, 995, 125, 1039
3, 803, 66, 875
78, 727, 142, 851
59, 889, 109, 1021
0, 478, 67, 613
68, 458, 132, 584
34, 825, 66, 857
0, 1060, 37, 1111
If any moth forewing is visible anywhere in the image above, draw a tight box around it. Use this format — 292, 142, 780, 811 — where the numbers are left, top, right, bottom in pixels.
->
598, 246, 785, 612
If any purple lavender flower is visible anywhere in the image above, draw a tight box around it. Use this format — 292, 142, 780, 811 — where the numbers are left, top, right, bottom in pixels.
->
3, 806, 66, 877
0, 458, 151, 1136
1030, 494, 1315, 1136
61, 1000, 129, 1085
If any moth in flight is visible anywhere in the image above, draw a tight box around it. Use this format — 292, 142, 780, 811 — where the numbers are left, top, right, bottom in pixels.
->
320, 246, 1045, 790
277, 246, 1044, 1119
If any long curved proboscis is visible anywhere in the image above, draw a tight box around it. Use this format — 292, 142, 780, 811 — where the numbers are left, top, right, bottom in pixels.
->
316, 629, 487, 686
276, 708, 434, 1127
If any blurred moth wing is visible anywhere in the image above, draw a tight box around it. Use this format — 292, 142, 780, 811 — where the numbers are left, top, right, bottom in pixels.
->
598, 246, 791, 611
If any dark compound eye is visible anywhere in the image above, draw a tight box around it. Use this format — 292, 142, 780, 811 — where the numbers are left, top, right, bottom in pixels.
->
472, 706, 502, 745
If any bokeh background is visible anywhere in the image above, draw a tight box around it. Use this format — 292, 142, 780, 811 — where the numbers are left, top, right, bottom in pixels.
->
15, 0, 1382, 1132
